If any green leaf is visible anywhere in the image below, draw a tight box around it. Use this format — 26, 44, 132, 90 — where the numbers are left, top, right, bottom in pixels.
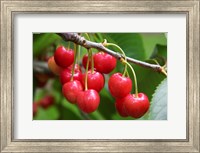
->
151, 44, 167, 59
34, 106, 60, 120
33, 33, 61, 57
149, 78, 167, 120
103, 33, 146, 60
61, 98, 83, 119
34, 88, 47, 101
140, 33, 167, 59
88, 110, 106, 120
150, 44, 167, 65
97, 87, 116, 119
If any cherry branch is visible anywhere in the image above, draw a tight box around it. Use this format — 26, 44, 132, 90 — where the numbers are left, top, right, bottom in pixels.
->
57, 33, 165, 74
33, 60, 53, 75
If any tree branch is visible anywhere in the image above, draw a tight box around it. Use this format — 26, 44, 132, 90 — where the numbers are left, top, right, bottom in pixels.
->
56, 33, 164, 73
33, 61, 52, 75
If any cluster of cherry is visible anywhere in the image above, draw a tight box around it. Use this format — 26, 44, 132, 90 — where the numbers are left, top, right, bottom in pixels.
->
48, 45, 150, 118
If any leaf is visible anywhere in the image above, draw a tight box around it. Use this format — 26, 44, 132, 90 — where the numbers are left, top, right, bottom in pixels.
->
103, 33, 146, 60
34, 88, 47, 101
88, 110, 106, 120
151, 44, 167, 59
140, 33, 167, 59
34, 106, 60, 120
149, 78, 167, 120
61, 98, 83, 120
150, 44, 167, 65
33, 33, 61, 57
97, 87, 116, 119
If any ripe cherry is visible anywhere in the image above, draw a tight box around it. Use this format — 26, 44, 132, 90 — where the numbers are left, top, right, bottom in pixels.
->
77, 89, 100, 113
108, 73, 132, 98
81, 70, 104, 92
34, 73, 49, 88
60, 66, 82, 85
39, 95, 54, 109
62, 80, 83, 104
82, 54, 92, 69
48, 56, 63, 75
115, 98, 129, 117
94, 52, 116, 74
54, 46, 74, 68
123, 93, 150, 118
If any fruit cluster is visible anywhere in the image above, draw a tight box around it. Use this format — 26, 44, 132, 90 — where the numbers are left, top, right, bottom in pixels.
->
33, 95, 54, 116
48, 44, 150, 118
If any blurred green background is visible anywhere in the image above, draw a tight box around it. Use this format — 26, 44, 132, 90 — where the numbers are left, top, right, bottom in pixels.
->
33, 33, 167, 120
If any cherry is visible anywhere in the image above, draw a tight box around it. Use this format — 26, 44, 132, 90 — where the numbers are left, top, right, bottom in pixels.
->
54, 46, 74, 68
123, 93, 150, 118
108, 73, 132, 98
115, 98, 129, 117
34, 73, 49, 88
48, 56, 63, 75
60, 66, 82, 85
81, 70, 104, 92
39, 95, 54, 109
62, 80, 83, 104
33, 102, 38, 116
82, 54, 92, 69
94, 52, 116, 74
77, 89, 100, 113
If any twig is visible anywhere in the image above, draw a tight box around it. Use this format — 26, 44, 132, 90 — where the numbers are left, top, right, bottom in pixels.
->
33, 60, 53, 75
56, 33, 164, 73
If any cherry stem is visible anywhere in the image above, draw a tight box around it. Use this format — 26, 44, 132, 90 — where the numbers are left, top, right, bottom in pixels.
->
122, 59, 138, 98
150, 59, 160, 65
84, 33, 94, 74
90, 49, 95, 74
126, 70, 130, 78
85, 49, 90, 91
161, 68, 167, 77
84, 33, 91, 41
105, 43, 128, 77
67, 41, 70, 49
149, 59, 167, 77
77, 45, 81, 64
70, 43, 77, 81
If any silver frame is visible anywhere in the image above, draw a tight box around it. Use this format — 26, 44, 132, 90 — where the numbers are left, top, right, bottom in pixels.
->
0, 0, 199, 152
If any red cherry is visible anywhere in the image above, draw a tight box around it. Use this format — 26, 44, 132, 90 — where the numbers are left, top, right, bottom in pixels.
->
123, 93, 150, 118
82, 54, 92, 69
48, 56, 63, 75
39, 96, 54, 109
62, 80, 83, 104
115, 98, 129, 117
33, 102, 38, 116
60, 67, 82, 85
54, 46, 74, 68
81, 70, 104, 92
77, 89, 100, 113
94, 52, 116, 74
34, 73, 49, 88
108, 73, 132, 98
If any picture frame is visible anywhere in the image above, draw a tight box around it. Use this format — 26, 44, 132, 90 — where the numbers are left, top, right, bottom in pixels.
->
0, 0, 199, 152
